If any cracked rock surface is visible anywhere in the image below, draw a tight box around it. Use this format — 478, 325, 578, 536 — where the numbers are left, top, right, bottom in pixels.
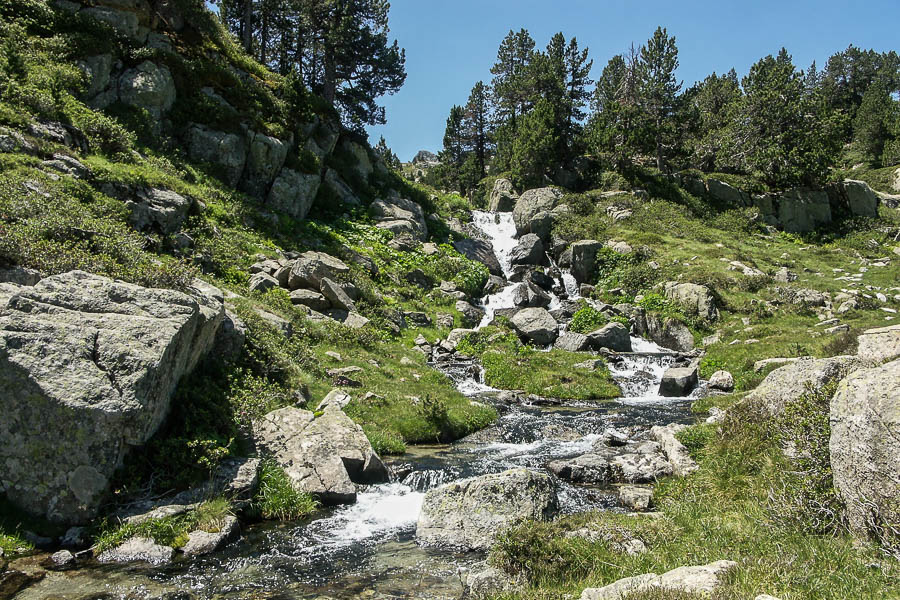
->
0, 271, 223, 524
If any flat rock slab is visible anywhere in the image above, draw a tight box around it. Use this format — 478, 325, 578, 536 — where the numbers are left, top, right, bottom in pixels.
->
97, 537, 175, 565
182, 515, 239, 557
580, 560, 737, 599
857, 324, 900, 363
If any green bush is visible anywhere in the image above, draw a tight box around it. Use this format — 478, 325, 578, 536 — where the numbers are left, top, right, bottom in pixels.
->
568, 303, 609, 333
250, 460, 318, 521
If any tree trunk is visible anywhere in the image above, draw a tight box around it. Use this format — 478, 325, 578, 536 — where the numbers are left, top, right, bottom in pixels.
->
242, 0, 252, 53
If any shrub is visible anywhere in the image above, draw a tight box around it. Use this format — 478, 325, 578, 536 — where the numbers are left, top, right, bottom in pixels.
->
568, 303, 608, 334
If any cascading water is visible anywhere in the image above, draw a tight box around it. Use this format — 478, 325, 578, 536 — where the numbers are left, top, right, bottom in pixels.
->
29, 210, 703, 600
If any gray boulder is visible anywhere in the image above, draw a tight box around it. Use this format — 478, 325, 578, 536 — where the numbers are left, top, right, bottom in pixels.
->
778, 188, 832, 233
510, 307, 558, 346
290, 288, 330, 312
610, 449, 673, 483
453, 238, 502, 277
630, 309, 694, 352
706, 178, 750, 206
745, 356, 856, 417
249, 271, 279, 293
827, 180, 880, 218
555, 331, 590, 352
587, 322, 632, 352
509, 233, 545, 266
118, 61, 175, 117
125, 187, 192, 235
829, 359, 900, 542
324, 168, 361, 206
81, 5, 146, 42
181, 515, 239, 557
461, 562, 519, 599
618, 485, 653, 511
581, 560, 737, 600
570, 240, 603, 284
252, 406, 389, 504
370, 196, 428, 241
529, 210, 554, 241
489, 178, 518, 212
512, 282, 551, 308
416, 468, 558, 550
664, 282, 719, 321
857, 324, 900, 364
320, 277, 356, 311
97, 537, 175, 565
287, 251, 350, 290
708, 370, 734, 392
548, 451, 614, 484
456, 300, 485, 327
650, 424, 699, 476
0, 266, 41, 286
185, 124, 247, 186
267, 169, 320, 220
512, 187, 561, 236
0, 271, 223, 524
659, 366, 698, 397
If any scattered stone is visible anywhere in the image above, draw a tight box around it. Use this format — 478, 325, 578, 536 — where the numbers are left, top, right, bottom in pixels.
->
548, 451, 614, 484
461, 562, 519, 599
416, 469, 558, 551
320, 277, 356, 311
708, 370, 734, 392
342, 311, 370, 329
49, 550, 76, 570
453, 238, 503, 277
774, 267, 798, 283
317, 389, 352, 411
370, 196, 428, 241
571, 240, 603, 284
249, 271, 279, 293
287, 251, 350, 290
610, 448, 673, 483
555, 331, 590, 352
753, 357, 800, 373
290, 288, 331, 312
509, 233, 546, 266
512, 187, 562, 236
574, 359, 605, 370
456, 300, 485, 327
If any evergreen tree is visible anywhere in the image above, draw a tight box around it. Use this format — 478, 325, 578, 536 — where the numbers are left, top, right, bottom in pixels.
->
853, 81, 896, 164
723, 48, 842, 187
562, 36, 593, 159
510, 98, 558, 188
489, 29, 536, 134
684, 70, 742, 171
435, 104, 467, 192
374, 135, 401, 170
461, 81, 492, 181
639, 26, 681, 170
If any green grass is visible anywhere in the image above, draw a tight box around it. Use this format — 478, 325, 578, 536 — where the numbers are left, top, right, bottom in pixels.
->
249, 461, 318, 521
488, 400, 900, 599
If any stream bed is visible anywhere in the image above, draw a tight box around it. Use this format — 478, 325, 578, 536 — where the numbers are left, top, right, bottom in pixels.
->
14, 211, 702, 600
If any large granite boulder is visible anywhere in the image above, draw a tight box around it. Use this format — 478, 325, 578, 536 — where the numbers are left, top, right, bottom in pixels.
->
416, 468, 558, 550
118, 61, 175, 117
185, 124, 247, 186
267, 169, 320, 220
829, 359, 900, 542
659, 366, 699, 397
706, 178, 750, 206
856, 324, 900, 364
509, 233, 546, 267
650, 424, 699, 476
628, 308, 694, 352
453, 238, 502, 276
510, 307, 558, 346
745, 356, 857, 417
664, 282, 719, 321
253, 405, 389, 504
489, 178, 518, 212
0, 271, 224, 524
777, 188, 832, 233
370, 196, 428, 241
570, 240, 603, 284
512, 188, 561, 236
287, 251, 350, 291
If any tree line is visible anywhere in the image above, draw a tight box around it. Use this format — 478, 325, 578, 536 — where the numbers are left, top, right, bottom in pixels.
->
216, 0, 407, 130
431, 28, 900, 195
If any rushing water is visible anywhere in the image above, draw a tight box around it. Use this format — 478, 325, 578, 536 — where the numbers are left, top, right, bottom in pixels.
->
20, 211, 702, 600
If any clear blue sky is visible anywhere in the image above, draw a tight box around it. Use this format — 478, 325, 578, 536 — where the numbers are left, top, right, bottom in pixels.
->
365, 0, 900, 162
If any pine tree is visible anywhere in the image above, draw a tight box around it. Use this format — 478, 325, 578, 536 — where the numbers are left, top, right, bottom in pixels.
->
639, 26, 681, 170
374, 135, 401, 170
563, 36, 593, 159
461, 81, 492, 181
510, 98, 558, 188
685, 70, 742, 171
490, 29, 536, 134
853, 81, 895, 164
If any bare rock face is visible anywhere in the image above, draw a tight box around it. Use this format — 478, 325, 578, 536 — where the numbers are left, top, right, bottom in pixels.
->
512, 187, 562, 236
0, 271, 224, 524
829, 359, 900, 542
857, 324, 900, 364
252, 406, 389, 504
488, 178, 518, 212
416, 468, 558, 551
369, 196, 428, 241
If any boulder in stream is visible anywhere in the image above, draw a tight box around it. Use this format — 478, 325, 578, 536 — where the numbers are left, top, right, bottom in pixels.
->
658, 366, 698, 397
416, 468, 558, 551
510, 307, 559, 346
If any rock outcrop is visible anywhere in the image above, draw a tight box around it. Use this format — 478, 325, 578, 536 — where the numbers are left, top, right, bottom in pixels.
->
856, 324, 900, 364
744, 356, 856, 417
453, 239, 503, 276
510, 307, 559, 346
512, 187, 561, 236
370, 195, 428, 241
489, 178, 518, 212
587, 322, 632, 352
580, 560, 737, 600
0, 271, 224, 524
664, 282, 719, 321
829, 359, 900, 542
416, 469, 558, 550
570, 240, 603, 284
252, 405, 389, 504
